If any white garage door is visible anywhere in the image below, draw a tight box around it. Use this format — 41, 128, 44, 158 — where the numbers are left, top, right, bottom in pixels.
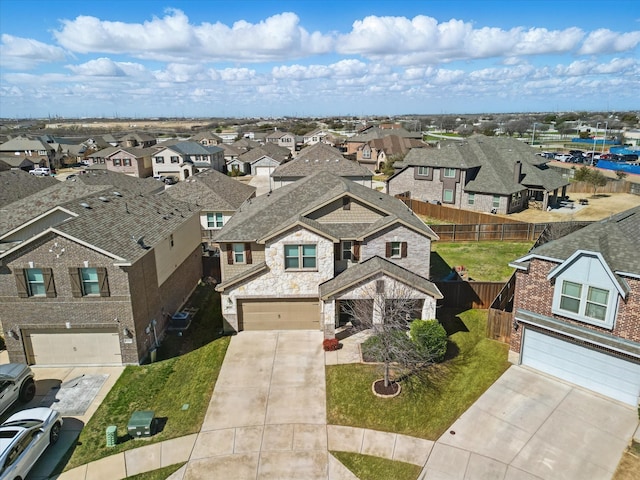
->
239, 299, 320, 330
25, 330, 122, 366
254, 166, 272, 176
522, 328, 640, 406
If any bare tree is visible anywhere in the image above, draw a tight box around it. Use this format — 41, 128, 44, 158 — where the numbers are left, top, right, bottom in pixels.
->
343, 281, 444, 390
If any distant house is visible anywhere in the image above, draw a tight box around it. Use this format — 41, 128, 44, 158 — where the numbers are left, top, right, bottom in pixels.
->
118, 132, 157, 149
213, 171, 442, 337
266, 130, 296, 153
237, 144, 292, 176
162, 169, 256, 249
271, 143, 373, 189
0, 136, 58, 170
386, 136, 569, 214
104, 147, 155, 178
302, 129, 331, 146
189, 131, 224, 147
152, 141, 225, 180
356, 135, 428, 172
508, 206, 640, 406
345, 127, 421, 157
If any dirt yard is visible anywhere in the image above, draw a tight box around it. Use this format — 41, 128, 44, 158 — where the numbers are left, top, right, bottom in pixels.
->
500, 193, 640, 223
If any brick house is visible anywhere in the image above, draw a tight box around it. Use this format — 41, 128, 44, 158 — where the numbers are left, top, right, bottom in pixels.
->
387, 136, 569, 214
0, 183, 202, 365
214, 171, 442, 338
509, 207, 640, 405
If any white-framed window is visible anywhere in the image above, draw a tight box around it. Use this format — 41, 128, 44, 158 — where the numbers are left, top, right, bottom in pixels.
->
113, 158, 121, 166
418, 166, 430, 176
124, 158, 131, 166
155, 157, 164, 164
390, 241, 401, 258
170, 156, 180, 163
443, 168, 456, 178
80, 268, 100, 295
362, 148, 371, 159
554, 279, 613, 327
284, 244, 317, 270
468, 193, 475, 205
207, 212, 224, 228
492, 195, 500, 208
26, 268, 45, 296
232, 243, 245, 264
443, 189, 454, 203
342, 241, 353, 261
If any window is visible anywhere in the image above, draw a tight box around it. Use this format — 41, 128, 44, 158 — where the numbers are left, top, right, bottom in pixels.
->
557, 280, 611, 323
386, 241, 407, 259
468, 193, 475, 205
586, 286, 609, 321
155, 157, 164, 164
284, 244, 317, 270
232, 243, 245, 264
418, 166, 430, 176
170, 156, 180, 163
390, 242, 401, 257
113, 158, 121, 166
443, 189, 454, 203
443, 168, 456, 178
207, 213, 224, 228
80, 268, 100, 295
342, 241, 353, 261
492, 195, 500, 208
362, 148, 371, 159
124, 158, 131, 166
26, 269, 45, 296
560, 281, 581, 313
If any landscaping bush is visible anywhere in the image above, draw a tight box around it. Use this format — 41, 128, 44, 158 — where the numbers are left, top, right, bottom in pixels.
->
323, 338, 341, 351
409, 319, 448, 362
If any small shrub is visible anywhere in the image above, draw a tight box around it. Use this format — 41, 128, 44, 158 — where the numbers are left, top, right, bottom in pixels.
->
409, 319, 448, 362
323, 338, 341, 351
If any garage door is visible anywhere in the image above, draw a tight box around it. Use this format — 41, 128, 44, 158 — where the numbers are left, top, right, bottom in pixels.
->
522, 328, 640, 406
25, 330, 122, 365
239, 299, 320, 330
254, 166, 273, 176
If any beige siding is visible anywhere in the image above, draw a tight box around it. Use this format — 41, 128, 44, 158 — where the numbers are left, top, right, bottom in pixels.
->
307, 198, 384, 224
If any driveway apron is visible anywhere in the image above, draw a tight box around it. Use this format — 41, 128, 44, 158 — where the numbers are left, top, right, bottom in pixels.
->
185, 330, 328, 480
421, 366, 638, 480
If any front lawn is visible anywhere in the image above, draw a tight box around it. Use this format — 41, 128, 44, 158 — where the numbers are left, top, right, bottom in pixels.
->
431, 241, 533, 281
62, 286, 229, 471
332, 452, 421, 480
326, 309, 510, 439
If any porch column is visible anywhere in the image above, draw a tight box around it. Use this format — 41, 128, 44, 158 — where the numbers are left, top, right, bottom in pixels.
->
323, 300, 336, 339
542, 190, 550, 211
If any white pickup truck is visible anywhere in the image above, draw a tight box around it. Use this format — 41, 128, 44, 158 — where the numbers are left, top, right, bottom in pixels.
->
0, 364, 36, 417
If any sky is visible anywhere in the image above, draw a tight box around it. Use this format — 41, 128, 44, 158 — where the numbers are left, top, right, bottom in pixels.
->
0, 0, 639, 119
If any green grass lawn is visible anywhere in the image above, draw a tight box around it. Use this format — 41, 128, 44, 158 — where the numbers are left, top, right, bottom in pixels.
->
332, 452, 422, 480
431, 241, 533, 282
62, 285, 230, 471
326, 309, 510, 439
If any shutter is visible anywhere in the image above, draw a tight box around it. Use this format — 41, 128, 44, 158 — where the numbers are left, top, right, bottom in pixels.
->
14, 268, 28, 298
385, 242, 391, 258
69, 268, 82, 297
43, 268, 56, 298
245, 243, 252, 265
227, 244, 233, 265
97, 267, 110, 297
334, 243, 340, 259
353, 242, 360, 262
401, 242, 408, 258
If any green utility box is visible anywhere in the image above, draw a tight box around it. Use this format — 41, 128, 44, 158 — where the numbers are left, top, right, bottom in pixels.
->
106, 425, 117, 447
127, 410, 155, 438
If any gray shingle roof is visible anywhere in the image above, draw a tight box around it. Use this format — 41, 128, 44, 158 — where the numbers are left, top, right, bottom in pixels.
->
162, 169, 256, 211
68, 170, 164, 196
347, 127, 420, 143
272, 143, 372, 179
0, 170, 60, 208
319, 256, 443, 299
213, 170, 437, 243
526, 206, 640, 275
165, 141, 223, 156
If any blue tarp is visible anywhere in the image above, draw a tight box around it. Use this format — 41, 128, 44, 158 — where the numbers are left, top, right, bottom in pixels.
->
610, 146, 640, 155
571, 138, 620, 145
596, 161, 640, 175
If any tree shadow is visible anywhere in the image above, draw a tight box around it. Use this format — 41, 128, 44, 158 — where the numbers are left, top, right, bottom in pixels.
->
438, 308, 470, 336
430, 252, 452, 280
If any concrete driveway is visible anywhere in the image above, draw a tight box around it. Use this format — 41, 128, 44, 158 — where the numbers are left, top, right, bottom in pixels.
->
184, 330, 328, 480
422, 366, 638, 480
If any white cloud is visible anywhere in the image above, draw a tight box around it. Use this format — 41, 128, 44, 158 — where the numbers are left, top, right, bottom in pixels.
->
578, 29, 640, 54
53, 10, 333, 62
0, 34, 67, 70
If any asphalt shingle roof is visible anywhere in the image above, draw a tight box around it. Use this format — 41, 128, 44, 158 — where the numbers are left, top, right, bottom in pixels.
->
214, 170, 436, 243
162, 169, 256, 211
0, 170, 60, 208
272, 143, 372, 179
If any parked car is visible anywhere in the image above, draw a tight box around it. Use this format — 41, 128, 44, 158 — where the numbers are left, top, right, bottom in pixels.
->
554, 153, 571, 162
0, 364, 36, 417
0, 407, 62, 480
29, 167, 51, 176
164, 176, 178, 185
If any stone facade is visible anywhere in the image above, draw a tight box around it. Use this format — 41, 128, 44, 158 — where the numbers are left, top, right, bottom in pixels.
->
362, 225, 431, 279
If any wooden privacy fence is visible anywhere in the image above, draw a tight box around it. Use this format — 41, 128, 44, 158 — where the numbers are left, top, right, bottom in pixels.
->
486, 273, 517, 343
566, 180, 630, 194
397, 196, 524, 225
435, 281, 505, 310
431, 223, 547, 242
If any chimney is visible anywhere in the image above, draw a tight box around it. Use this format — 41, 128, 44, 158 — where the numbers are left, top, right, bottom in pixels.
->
514, 161, 522, 183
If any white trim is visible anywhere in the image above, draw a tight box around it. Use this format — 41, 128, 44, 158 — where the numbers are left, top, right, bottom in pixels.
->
0, 206, 78, 241
547, 250, 627, 297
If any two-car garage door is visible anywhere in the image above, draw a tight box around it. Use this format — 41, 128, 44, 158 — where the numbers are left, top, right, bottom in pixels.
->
239, 299, 320, 331
24, 329, 122, 366
522, 328, 640, 406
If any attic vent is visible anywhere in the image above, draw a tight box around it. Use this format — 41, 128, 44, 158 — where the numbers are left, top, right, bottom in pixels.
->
305, 159, 309, 162
315, 159, 319, 162
98, 196, 109, 202
79, 202, 91, 209
113, 191, 122, 197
